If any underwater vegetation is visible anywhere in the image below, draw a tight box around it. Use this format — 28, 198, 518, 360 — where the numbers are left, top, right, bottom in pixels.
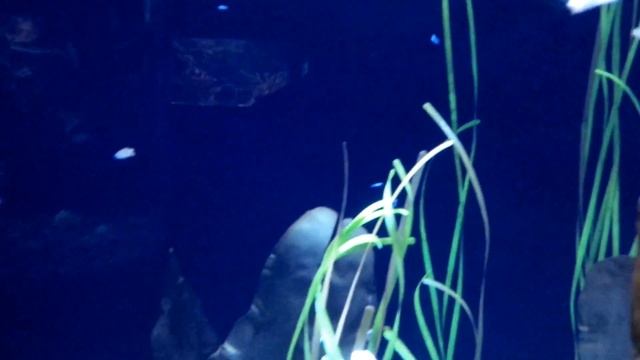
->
285, 0, 487, 358
284, 109, 488, 360
2, 0, 640, 359
569, 0, 640, 358
288, 0, 640, 359
151, 0, 489, 357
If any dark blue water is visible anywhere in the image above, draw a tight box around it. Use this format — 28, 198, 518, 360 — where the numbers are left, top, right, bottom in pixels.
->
1, 0, 638, 359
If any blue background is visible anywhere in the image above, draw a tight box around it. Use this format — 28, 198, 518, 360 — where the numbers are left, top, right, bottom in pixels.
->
1, 0, 639, 359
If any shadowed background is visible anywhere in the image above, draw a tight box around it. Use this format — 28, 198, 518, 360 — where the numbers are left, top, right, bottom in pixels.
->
0, 0, 639, 359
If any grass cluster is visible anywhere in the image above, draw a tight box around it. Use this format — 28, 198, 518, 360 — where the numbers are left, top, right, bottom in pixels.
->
288, 0, 486, 358
570, 1, 640, 352
286, 104, 489, 360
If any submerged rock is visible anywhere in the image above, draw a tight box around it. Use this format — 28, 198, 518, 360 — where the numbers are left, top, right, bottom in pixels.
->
632, 198, 640, 358
634, 254, 640, 359
151, 248, 219, 360
209, 206, 377, 359
151, 207, 377, 360
577, 255, 634, 360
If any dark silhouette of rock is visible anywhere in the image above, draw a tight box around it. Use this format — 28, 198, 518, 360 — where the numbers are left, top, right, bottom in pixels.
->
151, 248, 219, 360
201, 206, 377, 360
151, 207, 377, 360
631, 197, 640, 359
577, 255, 634, 360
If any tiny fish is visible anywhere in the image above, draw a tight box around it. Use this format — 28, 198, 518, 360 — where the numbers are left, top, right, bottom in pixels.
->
350, 350, 377, 360
369, 182, 384, 189
430, 34, 441, 45
217, 4, 229, 11
632, 26, 640, 40
113, 147, 136, 160
566, 0, 617, 14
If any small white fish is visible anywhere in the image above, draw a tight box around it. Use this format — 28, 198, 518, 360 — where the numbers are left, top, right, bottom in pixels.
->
369, 182, 399, 207
350, 350, 377, 360
430, 34, 441, 45
566, 0, 617, 14
217, 4, 229, 11
632, 26, 640, 40
113, 147, 136, 160
369, 182, 384, 189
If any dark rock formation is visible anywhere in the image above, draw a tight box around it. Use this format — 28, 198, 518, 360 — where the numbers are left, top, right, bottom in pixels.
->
151, 248, 219, 360
151, 207, 377, 360
577, 255, 634, 360
209, 206, 376, 360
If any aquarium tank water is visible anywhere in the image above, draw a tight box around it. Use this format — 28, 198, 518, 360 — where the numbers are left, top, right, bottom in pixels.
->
0, 0, 639, 359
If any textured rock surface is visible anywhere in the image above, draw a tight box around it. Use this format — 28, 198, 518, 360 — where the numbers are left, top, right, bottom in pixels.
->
631, 199, 640, 358
151, 249, 218, 360
209, 206, 377, 360
577, 255, 634, 360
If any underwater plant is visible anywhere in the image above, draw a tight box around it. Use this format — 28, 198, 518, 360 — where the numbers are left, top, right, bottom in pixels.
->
287, 0, 487, 359
285, 104, 489, 360
570, 0, 640, 356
